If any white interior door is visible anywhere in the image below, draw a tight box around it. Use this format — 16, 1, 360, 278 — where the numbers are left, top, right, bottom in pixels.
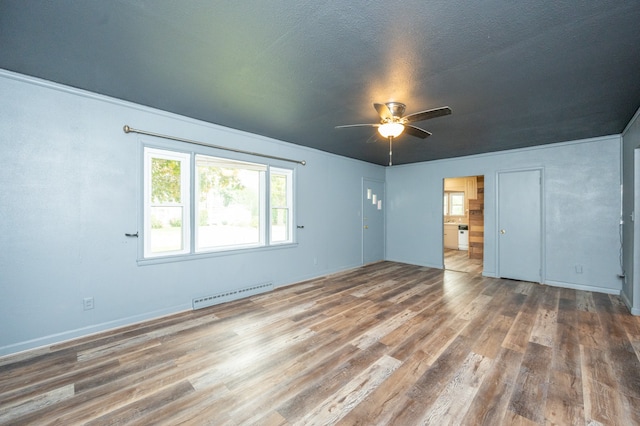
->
363, 178, 385, 264
497, 169, 542, 282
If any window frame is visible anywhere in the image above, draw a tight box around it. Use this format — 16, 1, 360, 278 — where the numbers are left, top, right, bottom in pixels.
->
194, 154, 267, 253
444, 191, 465, 217
140, 144, 297, 264
143, 147, 191, 258
269, 167, 294, 245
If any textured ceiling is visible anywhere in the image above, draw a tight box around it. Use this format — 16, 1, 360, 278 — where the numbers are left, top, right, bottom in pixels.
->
2, 0, 639, 165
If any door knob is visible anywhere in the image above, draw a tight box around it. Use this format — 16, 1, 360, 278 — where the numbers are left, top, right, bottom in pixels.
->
500, 229, 506, 234
364, 225, 369, 229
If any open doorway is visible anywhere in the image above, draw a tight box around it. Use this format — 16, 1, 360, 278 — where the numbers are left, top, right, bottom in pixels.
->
443, 175, 484, 274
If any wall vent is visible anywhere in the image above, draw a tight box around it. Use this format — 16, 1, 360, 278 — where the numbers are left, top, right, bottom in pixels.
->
192, 282, 273, 310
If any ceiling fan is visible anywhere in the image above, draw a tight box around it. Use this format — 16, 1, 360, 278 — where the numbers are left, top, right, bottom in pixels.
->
336, 102, 452, 165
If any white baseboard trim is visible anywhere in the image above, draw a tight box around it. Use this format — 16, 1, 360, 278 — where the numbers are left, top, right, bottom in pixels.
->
0, 303, 191, 358
0, 263, 369, 359
544, 279, 620, 295
279, 262, 364, 288
384, 257, 442, 270
620, 291, 640, 316
5, 266, 627, 358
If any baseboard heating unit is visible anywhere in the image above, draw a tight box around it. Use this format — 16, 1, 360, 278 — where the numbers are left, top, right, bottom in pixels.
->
192, 282, 274, 310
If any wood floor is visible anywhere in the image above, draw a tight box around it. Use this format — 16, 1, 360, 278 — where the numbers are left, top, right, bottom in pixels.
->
444, 248, 483, 275
2, 262, 640, 425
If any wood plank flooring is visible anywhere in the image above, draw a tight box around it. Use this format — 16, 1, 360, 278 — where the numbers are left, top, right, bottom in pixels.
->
444, 248, 483, 275
1, 261, 640, 425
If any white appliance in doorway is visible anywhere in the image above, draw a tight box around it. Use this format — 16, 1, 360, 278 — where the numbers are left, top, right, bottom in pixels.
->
458, 224, 469, 250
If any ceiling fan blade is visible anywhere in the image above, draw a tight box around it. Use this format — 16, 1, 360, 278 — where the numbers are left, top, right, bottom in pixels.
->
402, 106, 452, 123
335, 123, 379, 129
366, 132, 383, 144
374, 103, 392, 120
403, 125, 432, 139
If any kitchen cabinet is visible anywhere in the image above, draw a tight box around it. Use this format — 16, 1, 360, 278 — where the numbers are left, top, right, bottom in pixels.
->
444, 224, 458, 249
466, 176, 477, 199
444, 177, 466, 192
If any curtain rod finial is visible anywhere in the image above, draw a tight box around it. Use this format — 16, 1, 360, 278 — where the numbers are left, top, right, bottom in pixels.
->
123, 125, 131, 133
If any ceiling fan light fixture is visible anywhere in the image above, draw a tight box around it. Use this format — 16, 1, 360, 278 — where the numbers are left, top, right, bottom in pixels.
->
378, 122, 404, 138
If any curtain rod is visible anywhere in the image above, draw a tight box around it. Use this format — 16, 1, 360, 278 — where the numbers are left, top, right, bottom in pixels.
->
123, 125, 306, 166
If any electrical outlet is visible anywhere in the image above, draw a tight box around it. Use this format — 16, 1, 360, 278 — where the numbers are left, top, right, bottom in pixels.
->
575, 265, 583, 274
83, 297, 94, 310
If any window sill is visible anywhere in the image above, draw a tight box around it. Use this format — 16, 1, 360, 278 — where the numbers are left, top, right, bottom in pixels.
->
137, 242, 298, 266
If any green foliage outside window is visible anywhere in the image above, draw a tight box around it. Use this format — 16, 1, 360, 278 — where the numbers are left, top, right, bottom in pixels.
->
198, 166, 245, 206
151, 158, 181, 203
271, 174, 287, 206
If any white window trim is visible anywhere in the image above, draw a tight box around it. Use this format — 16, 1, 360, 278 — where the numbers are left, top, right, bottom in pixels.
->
194, 154, 267, 253
270, 167, 294, 245
140, 144, 297, 264
143, 147, 191, 258
444, 191, 465, 217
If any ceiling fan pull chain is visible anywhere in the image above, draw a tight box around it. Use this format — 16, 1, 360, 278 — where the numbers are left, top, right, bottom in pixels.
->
389, 136, 393, 166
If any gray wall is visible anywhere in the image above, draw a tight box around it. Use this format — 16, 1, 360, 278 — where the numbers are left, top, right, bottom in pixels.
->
0, 71, 384, 356
0, 68, 632, 357
622, 107, 640, 314
386, 135, 623, 293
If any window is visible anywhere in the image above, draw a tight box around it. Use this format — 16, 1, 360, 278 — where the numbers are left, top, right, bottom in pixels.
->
270, 168, 293, 244
444, 191, 465, 216
143, 147, 294, 259
196, 155, 267, 251
144, 148, 191, 257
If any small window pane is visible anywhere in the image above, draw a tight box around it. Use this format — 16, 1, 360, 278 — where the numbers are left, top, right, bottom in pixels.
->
270, 168, 293, 244
149, 206, 184, 253
271, 174, 287, 206
151, 158, 182, 203
450, 193, 465, 216
271, 208, 289, 242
